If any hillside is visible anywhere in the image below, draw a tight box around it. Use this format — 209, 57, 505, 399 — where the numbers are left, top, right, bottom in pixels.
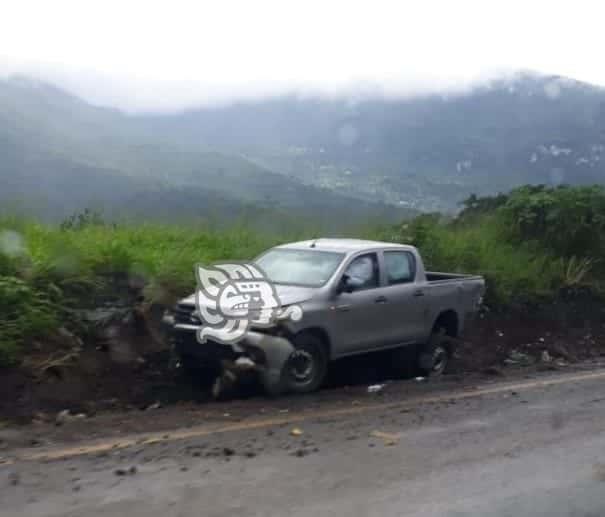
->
0, 76, 409, 227
2, 72, 605, 218
140, 72, 605, 211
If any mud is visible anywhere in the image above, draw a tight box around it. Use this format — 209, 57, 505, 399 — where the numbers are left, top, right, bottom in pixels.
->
2, 300, 605, 424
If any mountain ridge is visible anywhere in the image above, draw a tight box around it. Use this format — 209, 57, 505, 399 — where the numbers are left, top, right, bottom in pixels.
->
2, 70, 605, 218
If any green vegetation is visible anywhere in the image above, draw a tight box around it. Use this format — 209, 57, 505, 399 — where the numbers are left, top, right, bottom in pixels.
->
1, 185, 604, 367
372, 185, 605, 306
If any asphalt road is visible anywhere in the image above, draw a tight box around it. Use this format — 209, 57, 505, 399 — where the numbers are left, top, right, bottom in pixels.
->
3, 365, 605, 517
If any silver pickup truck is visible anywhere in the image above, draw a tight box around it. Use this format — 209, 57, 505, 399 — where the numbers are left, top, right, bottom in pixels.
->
164, 239, 485, 395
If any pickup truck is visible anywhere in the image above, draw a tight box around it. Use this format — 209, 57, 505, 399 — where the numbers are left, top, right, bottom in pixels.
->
163, 239, 485, 395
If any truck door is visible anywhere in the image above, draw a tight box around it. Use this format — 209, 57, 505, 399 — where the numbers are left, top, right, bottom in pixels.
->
331, 252, 393, 353
380, 250, 428, 344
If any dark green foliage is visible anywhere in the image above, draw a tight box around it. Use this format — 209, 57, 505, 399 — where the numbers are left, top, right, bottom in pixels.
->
499, 185, 605, 258
0, 276, 59, 366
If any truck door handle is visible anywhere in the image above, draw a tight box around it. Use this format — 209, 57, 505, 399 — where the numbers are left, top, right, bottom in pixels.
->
413, 289, 425, 297
374, 296, 388, 304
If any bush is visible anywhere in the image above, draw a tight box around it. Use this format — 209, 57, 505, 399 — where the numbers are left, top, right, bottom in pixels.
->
0, 276, 59, 366
499, 185, 605, 258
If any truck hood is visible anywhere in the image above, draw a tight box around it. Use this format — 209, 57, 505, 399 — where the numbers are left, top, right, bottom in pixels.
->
178, 284, 316, 308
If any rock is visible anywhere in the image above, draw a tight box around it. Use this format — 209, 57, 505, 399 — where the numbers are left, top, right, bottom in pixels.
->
483, 366, 504, 376
244, 451, 256, 458
114, 466, 137, 476
57, 327, 83, 349
504, 350, 534, 366
55, 409, 71, 426
146, 402, 161, 411
594, 463, 605, 482
292, 448, 309, 457
541, 350, 552, 363
222, 447, 235, 457
8, 471, 20, 486
55, 409, 86, 426
370, 430, 400, 446
552, 343, 575, 362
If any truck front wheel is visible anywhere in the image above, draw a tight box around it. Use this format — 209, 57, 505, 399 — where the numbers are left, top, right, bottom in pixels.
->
283, 333, 329, 394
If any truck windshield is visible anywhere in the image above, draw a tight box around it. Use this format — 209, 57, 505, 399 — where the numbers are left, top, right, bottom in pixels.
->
256, 249, 344, 287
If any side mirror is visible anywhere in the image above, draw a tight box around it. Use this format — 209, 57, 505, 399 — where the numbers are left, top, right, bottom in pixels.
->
337, 274, 362, 294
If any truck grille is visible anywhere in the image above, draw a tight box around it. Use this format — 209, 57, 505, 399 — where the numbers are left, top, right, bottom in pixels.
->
174, 303, 202, 325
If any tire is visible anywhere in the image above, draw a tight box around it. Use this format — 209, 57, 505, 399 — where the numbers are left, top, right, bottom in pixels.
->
283, 333, 329, 394
417, 328, 451, 377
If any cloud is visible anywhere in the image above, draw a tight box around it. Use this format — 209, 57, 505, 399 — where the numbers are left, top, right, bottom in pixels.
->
1, 0, 604, 112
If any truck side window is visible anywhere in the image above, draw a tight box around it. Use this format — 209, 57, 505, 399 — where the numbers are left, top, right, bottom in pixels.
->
343, 253, 379, 290
384, 251, 415, 285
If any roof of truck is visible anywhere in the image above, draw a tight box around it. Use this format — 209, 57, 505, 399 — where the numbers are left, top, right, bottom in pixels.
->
276, 238, 415, 253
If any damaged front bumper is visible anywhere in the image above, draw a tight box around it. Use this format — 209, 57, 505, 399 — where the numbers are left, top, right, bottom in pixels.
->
164, 312, 294, 394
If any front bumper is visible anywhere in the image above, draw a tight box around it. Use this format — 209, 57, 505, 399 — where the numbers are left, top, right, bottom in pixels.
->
163, 312, 294, 394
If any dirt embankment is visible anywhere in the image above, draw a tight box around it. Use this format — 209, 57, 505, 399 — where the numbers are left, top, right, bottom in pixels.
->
1, 293, 604, 423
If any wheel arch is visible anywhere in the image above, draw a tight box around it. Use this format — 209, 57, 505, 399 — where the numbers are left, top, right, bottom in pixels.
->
431, 309, 459, 339
293, 327, 332, 359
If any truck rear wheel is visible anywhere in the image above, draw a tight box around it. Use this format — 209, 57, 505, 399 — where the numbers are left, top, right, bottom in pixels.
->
417, 328, 451, 377
283, 333, 328, 394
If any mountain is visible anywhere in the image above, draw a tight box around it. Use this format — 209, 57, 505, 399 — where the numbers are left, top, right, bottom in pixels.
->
139, 72, 605, 211
0, 76, 411, 227
2, 72, 605, 221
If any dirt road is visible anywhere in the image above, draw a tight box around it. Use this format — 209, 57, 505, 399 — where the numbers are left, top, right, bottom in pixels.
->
3, 363, 605, 516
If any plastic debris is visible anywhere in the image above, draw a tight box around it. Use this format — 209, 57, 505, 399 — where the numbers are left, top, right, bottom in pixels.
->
541, 350, 552, 363
367, 384, 385, 393
290, 427, 303, 437
414, 376, 426, 382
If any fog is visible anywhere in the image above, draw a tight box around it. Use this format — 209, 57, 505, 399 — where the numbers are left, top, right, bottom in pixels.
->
1, 0, 604, 112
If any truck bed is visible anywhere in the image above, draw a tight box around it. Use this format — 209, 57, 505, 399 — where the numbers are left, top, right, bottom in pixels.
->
425, 271, 483, 283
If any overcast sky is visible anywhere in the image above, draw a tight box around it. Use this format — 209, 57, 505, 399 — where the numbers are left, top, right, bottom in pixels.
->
1, 0, 603, 111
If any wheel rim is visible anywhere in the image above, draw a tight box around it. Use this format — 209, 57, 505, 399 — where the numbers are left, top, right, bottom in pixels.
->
432, 346, 448, 374
289, 349, 314, 383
